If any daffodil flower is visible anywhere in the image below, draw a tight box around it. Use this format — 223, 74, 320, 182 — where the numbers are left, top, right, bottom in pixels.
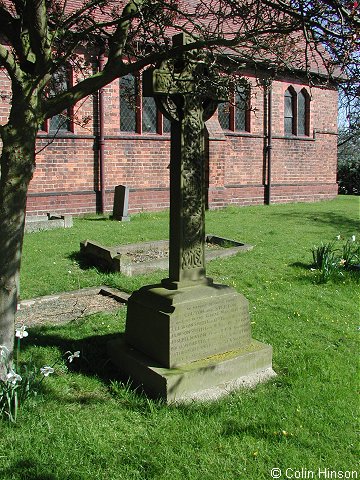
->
40, 366, 54, 377
15, 325, 28, 339
6, 370, 22, 385
67, 351, 80, 363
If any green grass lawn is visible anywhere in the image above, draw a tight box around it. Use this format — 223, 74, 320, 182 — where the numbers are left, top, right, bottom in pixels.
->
1, 196, 359, 480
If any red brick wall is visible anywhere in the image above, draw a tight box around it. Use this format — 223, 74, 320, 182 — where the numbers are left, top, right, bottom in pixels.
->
206, 76, 338, 208
0, 67, 338, 216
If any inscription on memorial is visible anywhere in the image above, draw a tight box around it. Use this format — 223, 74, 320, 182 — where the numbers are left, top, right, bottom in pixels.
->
169, 295, 251, 365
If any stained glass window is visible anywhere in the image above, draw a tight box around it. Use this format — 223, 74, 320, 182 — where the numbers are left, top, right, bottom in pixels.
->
49, 113, 70, 133
120, 74, 171, 134
284, 87, 310, 137
218, 101, 231, 130
49, 66, 71, 133
284, 89, 295, 135
163, 115, 171, 133
120, 74, 137, 132
142, 96, 157, 133
297, 90, 306, 136
235, 86, 248, 131
218, 84, 249, 132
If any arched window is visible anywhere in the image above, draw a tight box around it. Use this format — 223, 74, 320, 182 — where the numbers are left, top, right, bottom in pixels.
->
284, 86, 310, 137
218, 101, 231, 130
284, 87, 296, 136
297, 89, 310, 136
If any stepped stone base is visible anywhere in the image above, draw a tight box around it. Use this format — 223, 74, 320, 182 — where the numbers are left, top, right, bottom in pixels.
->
108, 336, 274, 403
108, 282, 274, 402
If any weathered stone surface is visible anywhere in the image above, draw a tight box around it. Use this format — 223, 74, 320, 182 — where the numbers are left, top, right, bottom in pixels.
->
17, 286, 129, 326
112, 185, 130, 222
80, 236, 252, 275
109, 33, 274, 401
80, 240, 121, 271
125, 283, 251, 368
108, 336, 274, 403
25, 213, 73, 233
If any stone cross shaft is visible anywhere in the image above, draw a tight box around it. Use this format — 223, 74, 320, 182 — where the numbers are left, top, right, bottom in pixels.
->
143, 33, 225, 288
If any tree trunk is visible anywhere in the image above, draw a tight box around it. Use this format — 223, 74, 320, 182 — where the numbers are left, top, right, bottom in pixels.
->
0, 122, 37, 359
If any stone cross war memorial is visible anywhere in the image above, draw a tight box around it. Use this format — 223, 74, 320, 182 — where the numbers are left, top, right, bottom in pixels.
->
109, 34, 275, 402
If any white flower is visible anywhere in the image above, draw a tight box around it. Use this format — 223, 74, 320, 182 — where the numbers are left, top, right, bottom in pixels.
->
40, 366, 54, 377
67, 351, 80, 363
336, 235, 341, 240
15, 325, 28, 339
6, 370, 22, 385
351, 235, 356, 242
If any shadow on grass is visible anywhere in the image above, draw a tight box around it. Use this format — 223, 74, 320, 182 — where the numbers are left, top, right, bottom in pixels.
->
67, 251, 100, 271
19, 325, 172, 413
1, 459, 57, 480
274, 210, 359, 233
67, 251, 121, 275
290, 262, 311, 270
289, 260, 360, 284
20, 328, 122, 383
1, 458, 87, 480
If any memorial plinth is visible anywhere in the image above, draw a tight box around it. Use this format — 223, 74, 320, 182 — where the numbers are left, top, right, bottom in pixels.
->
108, 337, 273, 403
109, 281, 274, 402
109, 34, 274, 402
125, 283, 252, 368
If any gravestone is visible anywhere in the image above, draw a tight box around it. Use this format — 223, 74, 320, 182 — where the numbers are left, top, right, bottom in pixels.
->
109, 34, 274, 402
112, 185, 130, 221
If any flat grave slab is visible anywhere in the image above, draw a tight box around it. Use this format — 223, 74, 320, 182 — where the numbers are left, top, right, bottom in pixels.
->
80, 235, 253, 276
16, 286, 129, 327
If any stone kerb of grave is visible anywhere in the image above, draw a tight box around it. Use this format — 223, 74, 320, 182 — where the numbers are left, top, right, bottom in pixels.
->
80, 240, 122, 272
80, 236, 253, 276
25, 213, 73, 233
108, 33, 274, 403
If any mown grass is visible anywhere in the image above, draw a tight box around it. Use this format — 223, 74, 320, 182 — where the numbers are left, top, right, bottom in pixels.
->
1, 196, 359, 480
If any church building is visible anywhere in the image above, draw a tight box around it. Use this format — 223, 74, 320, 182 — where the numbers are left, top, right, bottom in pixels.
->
0, 23, 339, 217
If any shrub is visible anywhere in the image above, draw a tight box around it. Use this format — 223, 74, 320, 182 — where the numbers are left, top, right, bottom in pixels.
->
337, 157, 360, 195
